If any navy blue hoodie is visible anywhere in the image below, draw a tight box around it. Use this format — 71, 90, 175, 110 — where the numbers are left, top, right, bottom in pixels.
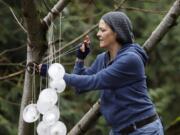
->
64, 43, 156, 131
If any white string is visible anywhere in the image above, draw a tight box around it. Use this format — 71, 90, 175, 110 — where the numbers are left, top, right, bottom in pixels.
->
56, 47, 78, 59
32, 64, 36, 135
39, 77, 43, 122
31, 74, 34, 104
57, 13, 63, 108
47, 23, 56, 87
44, 43, 80, 63
48, 24, 55, 64
33, 68, 36, 102
39, 77, 42, 92
53, 45, 57, 63
59, 13, 62, 63
59, 44, 80, 57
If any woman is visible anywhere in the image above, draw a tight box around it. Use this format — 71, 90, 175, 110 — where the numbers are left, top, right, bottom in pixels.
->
40, 11, 164, 135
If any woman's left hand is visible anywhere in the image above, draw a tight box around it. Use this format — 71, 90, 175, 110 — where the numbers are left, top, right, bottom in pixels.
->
76, 35, 91, 60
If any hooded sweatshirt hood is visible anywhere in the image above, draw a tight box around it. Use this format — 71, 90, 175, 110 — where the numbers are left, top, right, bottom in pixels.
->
130, 44, 148, 65
101, 11, 134, 45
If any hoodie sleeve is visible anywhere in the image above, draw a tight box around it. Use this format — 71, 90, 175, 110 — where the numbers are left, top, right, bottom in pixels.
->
64, 52, 146, 93
72, 54, 101, 75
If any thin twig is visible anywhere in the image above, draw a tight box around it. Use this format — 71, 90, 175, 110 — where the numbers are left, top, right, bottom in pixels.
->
115, 0, 128, 11
0, 70, 24, 80
122, 6, 167, 15
128, 0, 159, 3
0, 45, 26, 57
42, 0, 54, 15
9, 7, 27, 33
43, 0, 71, 27
84, 0, 96, 9
0, 63, 25, 67
0, 0, 27, 33
0, 0, 10, 8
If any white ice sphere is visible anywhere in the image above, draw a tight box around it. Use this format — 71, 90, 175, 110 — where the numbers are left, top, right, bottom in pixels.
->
50, 121, 67, 135
37, 99, 54, 115
38, 88, 58, 105
23, 104, 40, 123
48, 63, 65, 80
37, 121, 50, 135
49, 79, 66, 93
43, 106, 60, 126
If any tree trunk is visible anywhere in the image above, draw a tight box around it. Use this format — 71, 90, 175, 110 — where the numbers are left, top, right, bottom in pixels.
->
18, 0, 70, 135
68, 0, 180, 134
18, 0, 46, 134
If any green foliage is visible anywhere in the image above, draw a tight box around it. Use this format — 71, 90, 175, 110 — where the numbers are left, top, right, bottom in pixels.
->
0, 80, 21, 135
0, 115, 17, 135
149, 84, 180, 126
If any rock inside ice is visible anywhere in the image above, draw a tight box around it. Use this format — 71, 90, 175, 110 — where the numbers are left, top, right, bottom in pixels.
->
49, 79, 66, 93
50, 121, 67, 135
38, 88, 58, 105
43, 106, 60, 126
23, 104, 40, 123
48, 63, 65, 80
37, 99, 54, 115
37, 121, 50, 135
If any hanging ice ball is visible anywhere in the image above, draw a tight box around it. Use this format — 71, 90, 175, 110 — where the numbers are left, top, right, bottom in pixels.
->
38, 88, 58, 105
43, 106, 60, 126
37, 121, 50, 135
23, 104, 40, 123
48, 63, 65, 80
37, 99, 54, 115
49, 79, 66, 93
50, 121, 67, 135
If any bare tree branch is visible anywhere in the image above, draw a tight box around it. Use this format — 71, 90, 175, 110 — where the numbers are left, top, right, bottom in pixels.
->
143, 0, 180, 53
0, 70, 24, 80
42, 0, 71, 28
9, 7, 27, 33
121, 6, 167, 15
128, 0, 160, 3
0, 45, 26, 57
0, 0, 27, 33
0, 63, 25, 67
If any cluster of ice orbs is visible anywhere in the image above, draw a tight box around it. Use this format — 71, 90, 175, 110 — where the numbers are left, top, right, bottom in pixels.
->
23, 63, 67, 135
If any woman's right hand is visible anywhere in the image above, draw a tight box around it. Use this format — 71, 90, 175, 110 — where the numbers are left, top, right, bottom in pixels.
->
38, 64, 49, 77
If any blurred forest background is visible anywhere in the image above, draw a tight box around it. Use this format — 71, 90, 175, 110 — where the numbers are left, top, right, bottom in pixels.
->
0, 0, 179, 134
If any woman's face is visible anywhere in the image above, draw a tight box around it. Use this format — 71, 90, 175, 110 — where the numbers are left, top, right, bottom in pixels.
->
97, 19, 118, 49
